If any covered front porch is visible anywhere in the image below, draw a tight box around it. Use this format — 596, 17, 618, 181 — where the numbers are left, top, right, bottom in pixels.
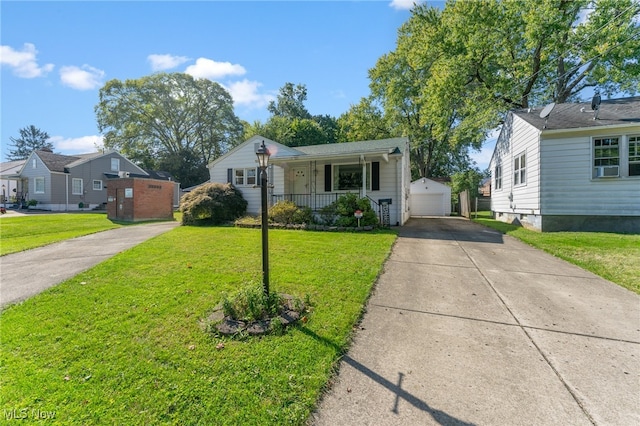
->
270, 158, 382, 212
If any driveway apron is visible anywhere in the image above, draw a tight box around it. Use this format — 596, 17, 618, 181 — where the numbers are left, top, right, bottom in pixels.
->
312, 217, 639, 426
0, 221, 179, 308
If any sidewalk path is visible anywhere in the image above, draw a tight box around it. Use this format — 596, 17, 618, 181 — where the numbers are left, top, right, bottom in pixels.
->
312, 217, 639, 426
0, 221, 179, 308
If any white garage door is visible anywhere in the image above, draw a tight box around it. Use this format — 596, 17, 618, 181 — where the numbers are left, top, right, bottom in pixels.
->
411, 193, 445, 216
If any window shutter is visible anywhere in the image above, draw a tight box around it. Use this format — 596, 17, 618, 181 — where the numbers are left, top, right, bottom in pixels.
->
227, 168, 233, 183
324, 164, 332, 192
372, 162, 380, 191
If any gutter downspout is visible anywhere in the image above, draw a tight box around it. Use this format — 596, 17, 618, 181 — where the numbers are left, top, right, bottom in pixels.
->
65, 174, 69, 211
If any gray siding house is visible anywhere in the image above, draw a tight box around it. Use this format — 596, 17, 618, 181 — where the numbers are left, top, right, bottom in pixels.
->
490, 96, 640, 232
19, 149, 148, 211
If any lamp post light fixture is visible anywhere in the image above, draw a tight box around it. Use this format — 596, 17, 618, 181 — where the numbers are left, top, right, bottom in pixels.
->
256, 141, 271, 297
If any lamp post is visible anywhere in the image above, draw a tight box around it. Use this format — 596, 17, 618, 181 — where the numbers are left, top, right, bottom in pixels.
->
256, 141, 271, 297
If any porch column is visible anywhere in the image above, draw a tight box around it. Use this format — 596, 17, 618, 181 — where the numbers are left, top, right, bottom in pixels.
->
361, 157, 367, 198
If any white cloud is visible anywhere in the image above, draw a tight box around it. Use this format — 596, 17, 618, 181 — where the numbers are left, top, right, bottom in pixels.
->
0, 43, 54, 78
330, 89, 347, 99
50, 135, 104, 154
59, 65, 105, 90
184, 58, 246, 80
389, 0, 422, 11
148, 53, 190, 71
224, 79, 275, 108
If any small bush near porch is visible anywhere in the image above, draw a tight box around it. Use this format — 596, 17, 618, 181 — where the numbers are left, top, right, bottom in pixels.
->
319, 193, 378, 227
180, 182, 247, 225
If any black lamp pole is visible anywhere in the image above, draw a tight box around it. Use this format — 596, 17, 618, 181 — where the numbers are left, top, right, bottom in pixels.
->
256, 141, 271, 297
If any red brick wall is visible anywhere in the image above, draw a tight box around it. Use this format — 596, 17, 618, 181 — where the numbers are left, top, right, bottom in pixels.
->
107, 178, 174, 222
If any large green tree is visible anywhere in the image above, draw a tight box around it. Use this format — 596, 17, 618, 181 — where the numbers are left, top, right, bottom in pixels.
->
436, 0, 640, 108
245, 82, 339, 146
95, 73, 243, 187
336, 97, 394, 143
6, 125, 53, 161
267, 82, 312, 119
358, 0, 640, 178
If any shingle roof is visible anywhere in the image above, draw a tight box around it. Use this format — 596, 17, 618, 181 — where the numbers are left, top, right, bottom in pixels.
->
34, 150, 83, 173
276, 137, 407, 159
0, 160, 26, 176
513, 96, 640, 131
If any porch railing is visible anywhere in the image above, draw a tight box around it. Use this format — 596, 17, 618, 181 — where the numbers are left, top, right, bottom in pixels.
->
271, 193, 340, 211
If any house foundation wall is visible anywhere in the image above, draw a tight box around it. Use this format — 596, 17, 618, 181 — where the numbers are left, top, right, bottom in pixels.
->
493, 211, 640, 233
30, 203, 99, 212
541, 215, 640, 233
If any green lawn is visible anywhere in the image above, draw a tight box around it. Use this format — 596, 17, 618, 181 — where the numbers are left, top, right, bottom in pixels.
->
0, 214, 124, 256
0, 213, 181, 256
0, 226, 397, 425
473, 213, 640, 295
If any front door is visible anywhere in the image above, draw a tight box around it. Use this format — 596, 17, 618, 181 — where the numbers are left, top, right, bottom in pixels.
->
116, 188, 125, 219
293, 167, 308, 194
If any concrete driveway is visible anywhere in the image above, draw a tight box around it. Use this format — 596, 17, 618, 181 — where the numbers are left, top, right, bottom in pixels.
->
312, 217, 639, 426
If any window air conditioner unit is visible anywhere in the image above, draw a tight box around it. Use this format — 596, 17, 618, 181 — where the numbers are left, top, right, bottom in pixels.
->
118, 171, 130, 178
593, 165, 619, 178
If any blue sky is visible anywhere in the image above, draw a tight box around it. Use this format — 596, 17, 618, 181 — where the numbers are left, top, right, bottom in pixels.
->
2, 0, 501, 169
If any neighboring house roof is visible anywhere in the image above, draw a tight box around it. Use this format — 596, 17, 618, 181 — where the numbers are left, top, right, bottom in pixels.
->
33, 150, 83, 173
514, 96, 640, 131
21, 150, 148, 175
144, 170, 175, 181
0, 160, 26, 177
64, 152, 109, 168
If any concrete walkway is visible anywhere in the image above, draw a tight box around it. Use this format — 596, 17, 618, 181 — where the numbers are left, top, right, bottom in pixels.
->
0, 221, 179, 308
312, 217, 639, 426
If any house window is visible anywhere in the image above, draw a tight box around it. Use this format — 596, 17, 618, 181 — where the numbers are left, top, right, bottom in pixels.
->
494, 163, 502, 190
234, 169, 244, 185
72, 178, 83, 195
233, 168, 257, 186
34, 177, 45, 194
629, 135, 640, 176
93, 180, 103, 191
513, 152, 526, 186
111, 158, 120, 172
32, 159, 37, 168
247, 168, 257, 185
333, 164, 370, 191
593, 136, 620, 178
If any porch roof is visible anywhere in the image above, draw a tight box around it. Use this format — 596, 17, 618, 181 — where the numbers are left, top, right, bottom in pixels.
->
270, 137, 407, 163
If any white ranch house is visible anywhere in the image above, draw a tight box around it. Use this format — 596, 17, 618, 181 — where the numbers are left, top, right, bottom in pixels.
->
490, 96, 640, 232
208, 136, 412, 226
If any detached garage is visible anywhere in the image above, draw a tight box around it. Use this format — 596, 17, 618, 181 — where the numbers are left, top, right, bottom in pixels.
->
410, 178, 451, 217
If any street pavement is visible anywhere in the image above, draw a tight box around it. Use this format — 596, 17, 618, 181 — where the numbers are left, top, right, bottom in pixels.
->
0, 221, 179, 308
311, 217, 639, 426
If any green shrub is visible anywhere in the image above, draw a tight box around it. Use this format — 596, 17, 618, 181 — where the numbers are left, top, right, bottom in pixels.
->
318, 203, 337, 226
268, 200, 313, 224
221, 284, 282, 322
324, 193, 378, 227
180, 182, 247, 225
